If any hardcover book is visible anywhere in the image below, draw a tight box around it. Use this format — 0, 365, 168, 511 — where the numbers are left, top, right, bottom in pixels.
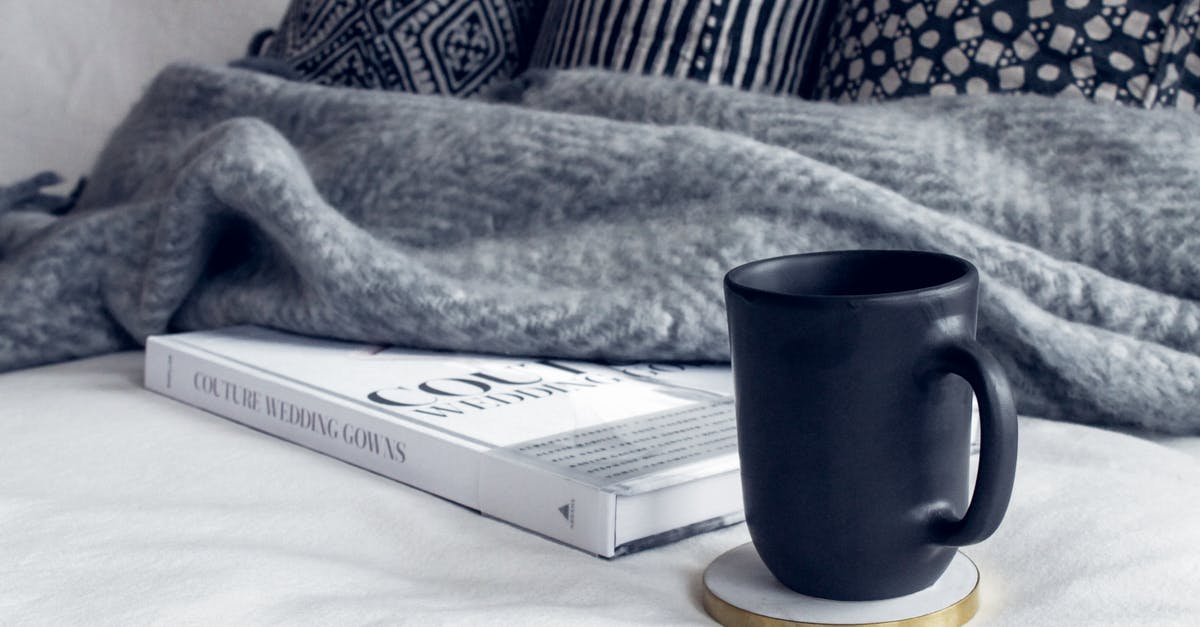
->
144, 326, 744, 557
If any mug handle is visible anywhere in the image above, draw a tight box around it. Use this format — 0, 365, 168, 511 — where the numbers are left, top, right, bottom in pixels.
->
927, 337, 1018, 547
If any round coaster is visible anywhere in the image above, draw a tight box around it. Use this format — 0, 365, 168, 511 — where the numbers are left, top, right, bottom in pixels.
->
702, 543, 979, 627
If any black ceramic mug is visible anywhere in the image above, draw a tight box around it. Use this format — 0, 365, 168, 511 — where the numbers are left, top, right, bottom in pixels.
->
724, 250, 1018, 601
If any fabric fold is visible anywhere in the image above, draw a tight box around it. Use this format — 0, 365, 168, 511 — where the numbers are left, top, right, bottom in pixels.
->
1, 63, 1197, 433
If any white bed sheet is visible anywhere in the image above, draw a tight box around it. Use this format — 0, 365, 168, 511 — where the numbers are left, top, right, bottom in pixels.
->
2, 353, 1198, 626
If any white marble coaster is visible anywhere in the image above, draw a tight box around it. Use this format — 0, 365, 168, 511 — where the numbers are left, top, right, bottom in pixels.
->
702, 543, 979, 626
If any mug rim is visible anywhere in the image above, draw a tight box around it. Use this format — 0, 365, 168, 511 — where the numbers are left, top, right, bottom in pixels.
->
724, 249, 977, 303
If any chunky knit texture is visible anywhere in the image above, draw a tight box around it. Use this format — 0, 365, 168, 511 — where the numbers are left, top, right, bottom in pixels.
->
1, 63, 1198, 432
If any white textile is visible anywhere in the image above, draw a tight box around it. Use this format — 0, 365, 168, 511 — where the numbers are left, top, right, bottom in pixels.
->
1, 353, 1198, 625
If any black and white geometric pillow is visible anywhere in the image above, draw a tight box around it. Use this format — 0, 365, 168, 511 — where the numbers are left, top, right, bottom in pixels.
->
816, 0, 1200, 110
530, 0, 834, 97
265, 0, 544, 97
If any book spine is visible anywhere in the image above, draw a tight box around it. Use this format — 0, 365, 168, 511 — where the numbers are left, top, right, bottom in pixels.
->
143, 337, 481, 510
144, 337, 619, 556
478, 453, 618, 557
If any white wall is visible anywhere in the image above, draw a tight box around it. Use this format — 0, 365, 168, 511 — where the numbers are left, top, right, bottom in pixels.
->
0, 0, 290, 184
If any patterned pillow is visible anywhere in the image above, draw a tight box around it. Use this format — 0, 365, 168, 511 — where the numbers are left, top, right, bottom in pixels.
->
530, 0, 834, 96
816, 0, 1200, 110
263, 0, 545, 97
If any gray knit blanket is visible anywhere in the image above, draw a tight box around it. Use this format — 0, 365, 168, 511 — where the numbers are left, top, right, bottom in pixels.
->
2, 63, 1198, 433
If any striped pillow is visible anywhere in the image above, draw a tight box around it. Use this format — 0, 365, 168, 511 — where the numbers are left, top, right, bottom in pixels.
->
530, 0, 834, 96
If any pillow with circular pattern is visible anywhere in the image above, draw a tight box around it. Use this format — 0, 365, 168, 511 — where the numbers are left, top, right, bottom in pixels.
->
816, 0, 1200, 109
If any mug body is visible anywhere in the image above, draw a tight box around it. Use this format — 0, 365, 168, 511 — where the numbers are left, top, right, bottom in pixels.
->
724, 250, 978, 600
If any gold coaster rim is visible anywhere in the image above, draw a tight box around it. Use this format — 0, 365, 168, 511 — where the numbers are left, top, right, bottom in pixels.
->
702, 548, 979, 627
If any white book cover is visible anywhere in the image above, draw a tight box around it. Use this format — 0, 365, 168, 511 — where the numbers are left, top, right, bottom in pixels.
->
144, 326, 744, 557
